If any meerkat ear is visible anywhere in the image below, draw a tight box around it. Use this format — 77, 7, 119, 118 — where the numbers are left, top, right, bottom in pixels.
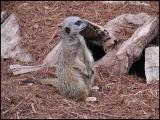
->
58, 22, 62, 28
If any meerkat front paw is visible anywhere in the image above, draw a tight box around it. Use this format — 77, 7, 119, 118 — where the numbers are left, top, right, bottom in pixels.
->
85, 97, 97, 102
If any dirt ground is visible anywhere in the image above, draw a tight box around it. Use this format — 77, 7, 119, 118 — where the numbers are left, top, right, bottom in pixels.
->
1, 1, 159, 119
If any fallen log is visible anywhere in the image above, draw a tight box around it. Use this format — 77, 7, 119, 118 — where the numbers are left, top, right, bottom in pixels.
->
9, 41, 60, 75
104, 13, 152, 38
10, 64, 45, 75
9, 13, 159, 77
95, 16, 159, 75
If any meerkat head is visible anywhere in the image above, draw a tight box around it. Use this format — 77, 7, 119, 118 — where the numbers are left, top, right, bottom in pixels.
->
59, 16, 88, 50
59, 16, 88, 35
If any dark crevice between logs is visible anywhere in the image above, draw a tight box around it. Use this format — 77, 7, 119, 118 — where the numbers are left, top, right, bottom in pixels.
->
84, 38, 106, 61
129, 50, 146, 79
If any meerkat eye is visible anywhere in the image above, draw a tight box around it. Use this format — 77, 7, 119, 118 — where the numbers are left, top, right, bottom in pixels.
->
75, 20, 82, 26
65, 27, 70, 34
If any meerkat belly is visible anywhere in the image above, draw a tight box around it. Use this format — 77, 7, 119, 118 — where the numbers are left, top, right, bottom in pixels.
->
58, 64, 89, 100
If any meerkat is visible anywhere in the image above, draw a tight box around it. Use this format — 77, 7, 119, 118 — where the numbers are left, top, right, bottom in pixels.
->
21, 16, 98, 101
57, 16, 98, 101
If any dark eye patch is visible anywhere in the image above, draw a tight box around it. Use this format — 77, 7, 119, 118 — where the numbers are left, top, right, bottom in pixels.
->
65, 27, 70, 34
75, 20, 82, 26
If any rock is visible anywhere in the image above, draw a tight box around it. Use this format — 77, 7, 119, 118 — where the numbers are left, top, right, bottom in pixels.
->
85, 97, 97, 102
145, 46, 159, 83
1, 13, 32, 62
1, 11, 6, 23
